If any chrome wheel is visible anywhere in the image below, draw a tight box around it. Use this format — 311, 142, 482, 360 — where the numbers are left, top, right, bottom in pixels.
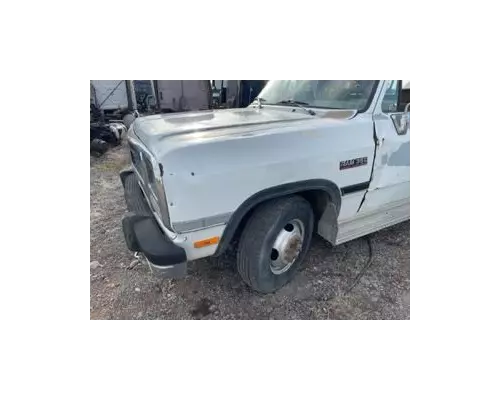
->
269, 219, 305, 275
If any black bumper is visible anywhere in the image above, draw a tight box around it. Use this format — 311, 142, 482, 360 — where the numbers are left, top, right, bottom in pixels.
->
120, 169, 187, 273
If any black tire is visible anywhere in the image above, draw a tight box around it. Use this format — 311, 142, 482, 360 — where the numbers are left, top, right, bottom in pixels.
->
90, 138, 109, 155
237, 195, 314, 293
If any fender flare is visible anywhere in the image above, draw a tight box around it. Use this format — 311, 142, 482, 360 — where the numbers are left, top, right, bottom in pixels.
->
214, 179, 342, 256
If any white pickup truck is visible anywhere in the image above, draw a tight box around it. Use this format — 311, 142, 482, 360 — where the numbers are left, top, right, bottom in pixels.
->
120, 80, 410, 293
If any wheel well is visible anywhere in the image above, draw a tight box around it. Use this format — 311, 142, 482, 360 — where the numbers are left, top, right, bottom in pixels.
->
299, 189, 332, 223
214, 183, 341, 256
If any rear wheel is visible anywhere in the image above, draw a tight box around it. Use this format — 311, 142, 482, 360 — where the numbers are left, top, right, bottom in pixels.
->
237, 196, 314, 293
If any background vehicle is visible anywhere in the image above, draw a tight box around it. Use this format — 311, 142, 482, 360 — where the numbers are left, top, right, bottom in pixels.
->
91, 80, 130, 115
156, 80, 211, 112
211, 80, 267, 108
90, 80, 213, 120
90, 80, 213, 153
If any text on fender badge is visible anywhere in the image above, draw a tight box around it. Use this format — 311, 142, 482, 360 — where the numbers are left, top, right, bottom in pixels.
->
340, 157, 368, 170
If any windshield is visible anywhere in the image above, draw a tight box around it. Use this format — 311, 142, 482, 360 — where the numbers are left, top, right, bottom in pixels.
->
257, 80, 378, 111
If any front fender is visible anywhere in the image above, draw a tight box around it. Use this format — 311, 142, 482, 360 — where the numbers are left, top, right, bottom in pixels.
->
214, 179, 342, 256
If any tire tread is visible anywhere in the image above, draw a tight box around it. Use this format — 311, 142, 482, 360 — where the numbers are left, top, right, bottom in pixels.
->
237, 195, 313, 293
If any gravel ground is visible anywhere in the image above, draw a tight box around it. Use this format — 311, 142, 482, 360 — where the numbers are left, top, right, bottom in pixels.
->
90, 143, 410, 320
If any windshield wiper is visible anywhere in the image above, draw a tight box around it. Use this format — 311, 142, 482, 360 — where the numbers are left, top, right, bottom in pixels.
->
276, 99, 316, 115
254, 97, 266, 108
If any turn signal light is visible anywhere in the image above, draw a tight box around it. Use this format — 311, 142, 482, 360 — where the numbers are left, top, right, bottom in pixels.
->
194, 236, 220, 248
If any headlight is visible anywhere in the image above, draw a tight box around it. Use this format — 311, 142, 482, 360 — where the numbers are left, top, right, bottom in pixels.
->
144, 158, 156, 188
145, 158, 170, 226
128, 137, 172, 230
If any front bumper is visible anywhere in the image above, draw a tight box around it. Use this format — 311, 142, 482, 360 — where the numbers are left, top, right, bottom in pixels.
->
120, 169, 187, 278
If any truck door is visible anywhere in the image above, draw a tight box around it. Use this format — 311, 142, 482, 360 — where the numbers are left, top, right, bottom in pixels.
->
359, 80, 410, 213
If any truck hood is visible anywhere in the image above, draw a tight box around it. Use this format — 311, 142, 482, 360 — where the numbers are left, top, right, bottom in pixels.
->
132, 108, 314, 153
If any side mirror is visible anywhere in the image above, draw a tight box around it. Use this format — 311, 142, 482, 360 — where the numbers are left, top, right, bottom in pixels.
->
404, 103, 410, 113
391, 110, 410, 135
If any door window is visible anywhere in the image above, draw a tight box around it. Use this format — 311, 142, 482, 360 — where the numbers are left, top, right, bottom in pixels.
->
380, 80, 410, 135
381, 80, 400, 113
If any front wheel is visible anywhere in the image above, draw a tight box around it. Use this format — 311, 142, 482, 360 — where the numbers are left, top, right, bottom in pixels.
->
237, 196, 314, 293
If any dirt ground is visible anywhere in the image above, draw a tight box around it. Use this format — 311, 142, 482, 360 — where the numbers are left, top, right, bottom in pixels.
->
90, 143, 410, 320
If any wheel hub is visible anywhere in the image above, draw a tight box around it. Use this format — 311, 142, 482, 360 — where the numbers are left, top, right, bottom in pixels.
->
270, 219, 305, 275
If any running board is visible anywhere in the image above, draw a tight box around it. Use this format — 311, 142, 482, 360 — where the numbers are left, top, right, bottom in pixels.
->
335, 200, 410, 245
